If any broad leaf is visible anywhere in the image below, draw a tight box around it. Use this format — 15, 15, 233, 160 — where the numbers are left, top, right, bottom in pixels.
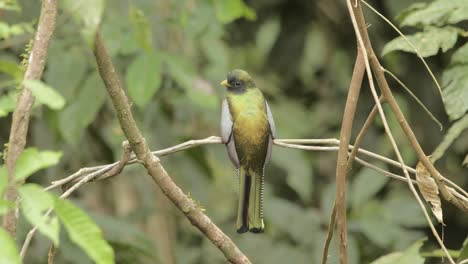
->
23, 79, 66, 110
59, 73, 107, 144
459, 238, 468, 263
452, 43, 468, 65
370, 239, 426, 264
55, 199, 115, 264
442, 65, 468, 120
18, 184, 60, 245
431, 114, 468, 162
264, 198, 321, 244
62, 0, 105, 46
0, 227, 21, 264
0, 91, 17, 117
45, 44, 88, 100
213, 0, 256, 24
351, 166, 389, 209
0, 59, 22, 80
382, 26, 458, 57
272, 148, 313, 201
125, 51, 162, 108
15, 147, 62, 181
399, 0, 468, 27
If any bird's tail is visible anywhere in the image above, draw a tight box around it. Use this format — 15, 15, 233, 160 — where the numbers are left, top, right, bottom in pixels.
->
236, 167, 264, 233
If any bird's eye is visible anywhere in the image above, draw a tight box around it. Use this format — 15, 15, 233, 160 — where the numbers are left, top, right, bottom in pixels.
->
235, 81, 241, 87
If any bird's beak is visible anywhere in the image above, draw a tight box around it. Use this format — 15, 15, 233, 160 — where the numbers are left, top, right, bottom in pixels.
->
220, 80, 230, 88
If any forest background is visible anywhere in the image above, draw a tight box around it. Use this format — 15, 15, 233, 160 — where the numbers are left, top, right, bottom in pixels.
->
0, 0, 467, 263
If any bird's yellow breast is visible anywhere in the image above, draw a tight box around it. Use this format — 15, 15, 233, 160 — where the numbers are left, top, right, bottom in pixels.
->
226, 88, 270, 166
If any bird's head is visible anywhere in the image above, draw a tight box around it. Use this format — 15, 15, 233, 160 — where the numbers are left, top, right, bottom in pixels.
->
220, 69, 255, 91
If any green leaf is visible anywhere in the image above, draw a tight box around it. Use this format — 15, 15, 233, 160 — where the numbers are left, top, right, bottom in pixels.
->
23, 80, 66, 110
0, 59, 22, 80
0, 166, 6, 196
383, 189, 427, 227
451, 43, 468, 65
370, 239, 426, 264
351, 166, 389, 209
129, 5, 152, 51
125, 51, 162, 108
0, 227, 21, 264
59, 73, 107, 144
272, 148, 313, 201
213, 0, 256, 24
442, 65, 468, 120
62, 0, 105, 45
0, 91, 17, 117
382, 26, 459, 57
399, 0, 468, 27
18, 184, 60, 245
459, 238, 468, 263
264, 198, 321, 244
0, 0, 21, 11
55, 199, 115, 264
45, 45, 88, 100
163, 52, 195, 90
431, 114, 468, 162
15, 147, 62, 181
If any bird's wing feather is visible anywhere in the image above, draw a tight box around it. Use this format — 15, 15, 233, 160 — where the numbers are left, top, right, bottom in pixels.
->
221, 99, 240, 167
264, 100, 275, 164
265, 100, 276, 138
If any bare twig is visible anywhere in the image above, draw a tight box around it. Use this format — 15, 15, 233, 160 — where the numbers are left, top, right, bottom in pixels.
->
334, 48, 366, 264
348, 2, 456, 263
383, 67, 442, 130
361, 0, 468, 213
360, 0, 445, 103
322, 97, 381, 264
93, 32, 250, 264
21, 141, 137, 257
42, 137, 466, 201
48, 244, 55, 264
3, 0, 57, 237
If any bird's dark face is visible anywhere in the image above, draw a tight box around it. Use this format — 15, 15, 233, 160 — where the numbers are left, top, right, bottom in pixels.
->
221, 69, 255, 92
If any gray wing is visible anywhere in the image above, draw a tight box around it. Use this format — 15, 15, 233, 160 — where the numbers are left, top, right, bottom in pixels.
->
265, 100, 276, 164
221, 99, 240, 168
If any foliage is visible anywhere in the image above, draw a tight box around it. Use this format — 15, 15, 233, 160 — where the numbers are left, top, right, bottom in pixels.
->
382, 0, 468, 121
0, 0, 467, 263
0, 227, 21, 264
55, 199, 115, 264
370, 239, 425, 264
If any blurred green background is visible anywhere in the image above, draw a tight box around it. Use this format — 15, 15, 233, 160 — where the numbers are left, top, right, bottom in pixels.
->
0, 0, 467, 263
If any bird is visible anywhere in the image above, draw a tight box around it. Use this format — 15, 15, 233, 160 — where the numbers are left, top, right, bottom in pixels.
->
220, 69, 276, 233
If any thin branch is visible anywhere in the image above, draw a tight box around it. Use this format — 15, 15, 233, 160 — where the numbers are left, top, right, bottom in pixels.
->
322, 97, 381, 264
48, 244, 55, 264
348, 2, 456, 263
42, 137, 466, 200
93, 32, 250, 264
334, 48, 366, 264
360, 0, 445, 103
360, 0, 467, 213
19, 135, 465, 257
3, 0, 57, 237
383, 67, 442, 130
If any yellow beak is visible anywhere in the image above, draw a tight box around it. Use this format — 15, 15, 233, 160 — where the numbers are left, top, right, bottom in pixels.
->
220, 80, 230, 88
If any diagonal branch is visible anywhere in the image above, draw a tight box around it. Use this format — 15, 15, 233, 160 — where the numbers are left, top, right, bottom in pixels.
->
347, 1, 457, 263
354, 0, 467, 213
93, 32, 250, 264
3, 0, 58, 237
